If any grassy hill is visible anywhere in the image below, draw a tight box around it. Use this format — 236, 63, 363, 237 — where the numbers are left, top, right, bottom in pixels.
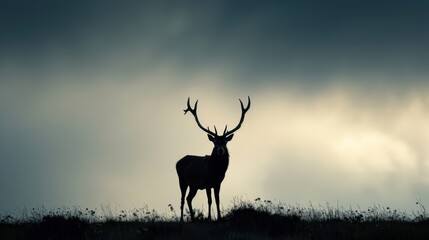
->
1, 199, 428, 239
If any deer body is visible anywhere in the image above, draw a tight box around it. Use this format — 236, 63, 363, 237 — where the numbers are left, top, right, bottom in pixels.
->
176, 97, 250, 221
177, 153, 229, 190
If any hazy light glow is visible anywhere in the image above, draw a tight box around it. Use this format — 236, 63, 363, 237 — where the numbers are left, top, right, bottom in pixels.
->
229, 89, 429, 209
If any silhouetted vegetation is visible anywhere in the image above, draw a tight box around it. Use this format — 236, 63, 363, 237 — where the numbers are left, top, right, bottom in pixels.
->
1, 199, 428, 239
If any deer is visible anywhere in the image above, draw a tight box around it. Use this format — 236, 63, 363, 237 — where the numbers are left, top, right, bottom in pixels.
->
176, 97, 251, 222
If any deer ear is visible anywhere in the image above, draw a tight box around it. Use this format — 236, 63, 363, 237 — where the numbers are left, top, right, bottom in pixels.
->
208, 134, 215, 142
226, 134, 234, 141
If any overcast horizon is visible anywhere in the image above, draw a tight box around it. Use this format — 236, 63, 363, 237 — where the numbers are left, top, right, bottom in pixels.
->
1, 0, 429, 215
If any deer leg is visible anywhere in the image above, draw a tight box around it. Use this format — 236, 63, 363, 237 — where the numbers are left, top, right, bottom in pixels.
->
214, 185, 221, 220
179, 181, 187, 222
206, 188, 212, 220
186, 187, 198, 221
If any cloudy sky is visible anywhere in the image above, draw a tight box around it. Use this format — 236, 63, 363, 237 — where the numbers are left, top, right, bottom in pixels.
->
1, 0, 429, 214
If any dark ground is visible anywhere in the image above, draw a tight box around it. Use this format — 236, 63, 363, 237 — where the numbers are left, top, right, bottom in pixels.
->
1, 200, 429, 239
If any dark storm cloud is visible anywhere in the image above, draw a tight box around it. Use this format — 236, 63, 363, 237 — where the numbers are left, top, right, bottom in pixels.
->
1, 0, 428, 86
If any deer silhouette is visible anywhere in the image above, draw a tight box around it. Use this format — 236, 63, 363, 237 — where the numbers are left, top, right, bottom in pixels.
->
176, 97, 251, 221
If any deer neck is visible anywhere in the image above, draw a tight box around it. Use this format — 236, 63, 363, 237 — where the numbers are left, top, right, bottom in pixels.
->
209, 148, 229, 173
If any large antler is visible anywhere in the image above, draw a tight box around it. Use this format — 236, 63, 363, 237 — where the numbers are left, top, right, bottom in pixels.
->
223, 96, 251, 137
184, 97, 217, 136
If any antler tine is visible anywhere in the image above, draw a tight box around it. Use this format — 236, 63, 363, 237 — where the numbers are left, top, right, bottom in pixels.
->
240, 96, 251, 112
224, 96, 251, 136
223, 125, 228, 135
184, 97, 217, 136
208, 126, 218, 136
184, 97, 195, 114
